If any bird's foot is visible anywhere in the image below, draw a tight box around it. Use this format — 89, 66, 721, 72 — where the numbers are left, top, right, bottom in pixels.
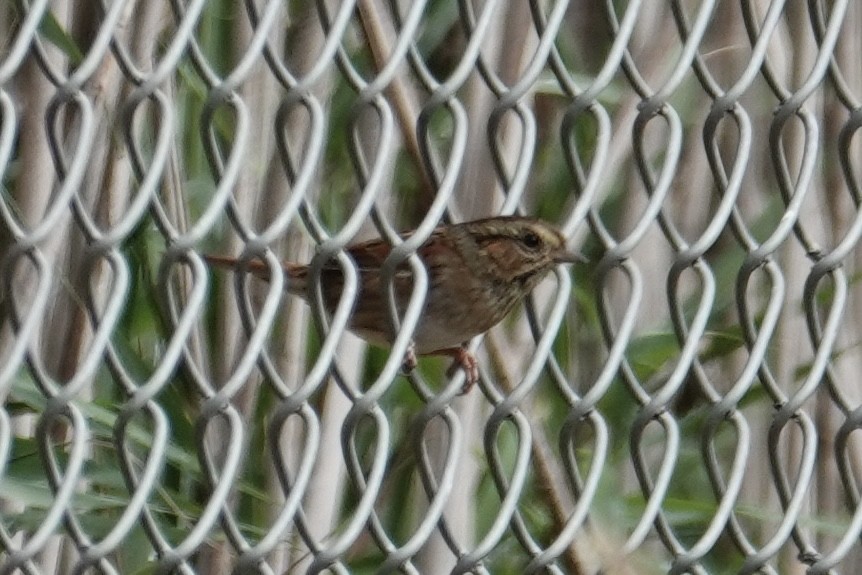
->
401, 342, 418, 375
440, 345, 479, 394
408, 344, 479, 394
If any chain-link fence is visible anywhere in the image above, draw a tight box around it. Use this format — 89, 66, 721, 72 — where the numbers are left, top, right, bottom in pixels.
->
2, 1, 862, 573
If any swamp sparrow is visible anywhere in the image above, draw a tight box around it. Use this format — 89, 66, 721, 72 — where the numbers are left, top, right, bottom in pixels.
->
205, 216, 583, 392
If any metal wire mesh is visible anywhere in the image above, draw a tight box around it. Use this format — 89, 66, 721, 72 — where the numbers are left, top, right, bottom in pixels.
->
2, 0, 862, 573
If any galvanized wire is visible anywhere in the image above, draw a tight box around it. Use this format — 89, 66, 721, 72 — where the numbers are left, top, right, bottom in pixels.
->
2, 0, 862, 573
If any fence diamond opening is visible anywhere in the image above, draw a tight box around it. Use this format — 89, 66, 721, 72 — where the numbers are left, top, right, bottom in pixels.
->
1, 1, 862, 573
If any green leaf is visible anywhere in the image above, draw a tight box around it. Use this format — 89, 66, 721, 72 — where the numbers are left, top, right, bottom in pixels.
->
39, 10, 84, 65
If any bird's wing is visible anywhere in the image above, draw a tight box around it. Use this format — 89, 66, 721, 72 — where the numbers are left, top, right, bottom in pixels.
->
344, 238, 395, 270
344, 228, 452, 271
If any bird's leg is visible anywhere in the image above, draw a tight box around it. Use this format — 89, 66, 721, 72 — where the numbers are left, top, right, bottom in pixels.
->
401, 341, 418, 375
435, 344, 479, 394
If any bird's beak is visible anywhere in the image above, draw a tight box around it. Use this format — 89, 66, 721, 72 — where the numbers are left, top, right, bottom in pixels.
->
554, 249, 588, 264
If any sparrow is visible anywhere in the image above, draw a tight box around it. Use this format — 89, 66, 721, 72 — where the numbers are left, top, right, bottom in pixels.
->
205, 216, 583, 392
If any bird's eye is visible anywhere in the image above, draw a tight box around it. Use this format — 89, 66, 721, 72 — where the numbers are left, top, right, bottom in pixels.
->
521, 231, 542, 250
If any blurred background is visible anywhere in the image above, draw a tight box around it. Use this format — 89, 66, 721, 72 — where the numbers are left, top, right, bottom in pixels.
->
1, 0, 862, 573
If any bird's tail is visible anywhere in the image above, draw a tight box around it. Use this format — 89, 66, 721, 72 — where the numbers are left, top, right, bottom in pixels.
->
203, 254, 307, 295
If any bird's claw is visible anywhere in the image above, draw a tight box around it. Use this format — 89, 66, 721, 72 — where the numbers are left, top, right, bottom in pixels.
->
458, 350, 479, 395
443, 345, 479, 394
401, 343, 418, 375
